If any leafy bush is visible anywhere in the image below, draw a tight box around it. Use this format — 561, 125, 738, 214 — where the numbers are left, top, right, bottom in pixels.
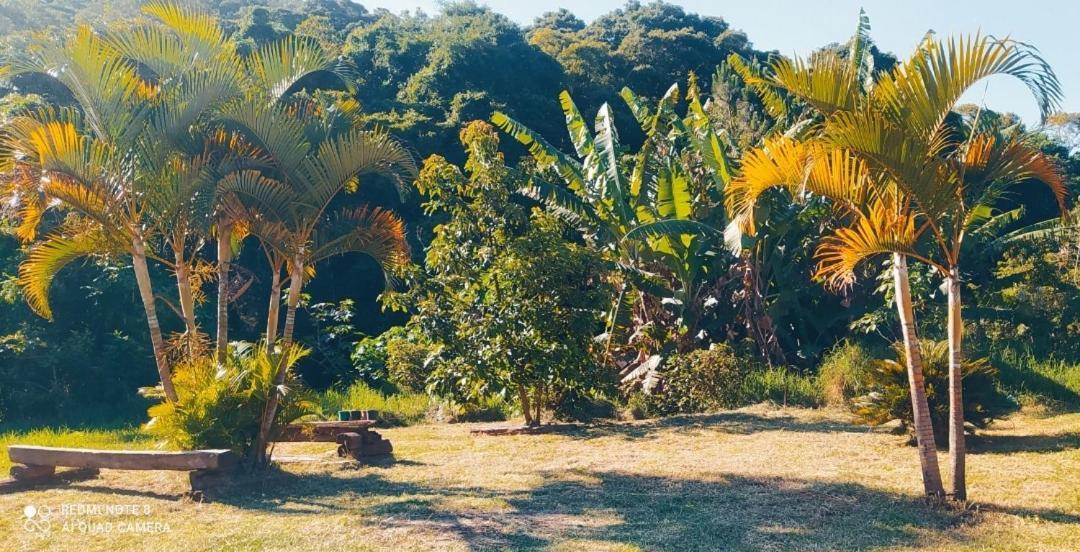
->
817, 340, 878, 406
551, 388, 618, 422
386, 337, 434, 393
318, 381, 435, 426
853, 340, 1013, 440
446, 395, 513, 423
623, 393, 652, 420
352, 326, 412, 392
648, 344, 750, 415
740, 366, 823, 407
385, 127, 612, 426
145, 344, 318, 455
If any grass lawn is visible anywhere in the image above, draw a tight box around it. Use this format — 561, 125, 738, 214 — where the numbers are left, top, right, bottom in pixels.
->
1, 405, 1078, 551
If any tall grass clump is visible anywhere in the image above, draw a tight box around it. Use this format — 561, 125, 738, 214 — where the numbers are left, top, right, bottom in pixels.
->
817, 340, 878, 406
994, 348, 1080, 410
319, 381, 435, 426
740, 366, 823, 407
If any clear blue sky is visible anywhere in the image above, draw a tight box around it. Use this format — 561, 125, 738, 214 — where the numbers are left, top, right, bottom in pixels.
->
360, 1, 1079, 125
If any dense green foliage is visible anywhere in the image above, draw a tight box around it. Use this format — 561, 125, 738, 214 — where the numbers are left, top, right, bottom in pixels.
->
0, 0, 1077, 433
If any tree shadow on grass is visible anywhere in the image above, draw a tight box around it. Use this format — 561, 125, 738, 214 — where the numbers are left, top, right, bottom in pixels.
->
967, 431, 1080, 455
205, 466, 1080, 551
575, 411, 873, 441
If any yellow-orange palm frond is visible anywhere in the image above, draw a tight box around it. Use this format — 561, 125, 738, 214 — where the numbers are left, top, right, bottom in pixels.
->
814, 198, 921, 289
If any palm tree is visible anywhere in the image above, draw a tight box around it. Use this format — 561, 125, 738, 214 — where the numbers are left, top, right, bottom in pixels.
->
725, 12, 948, 495
210, 34, 357, 363
815, 40, 1064, 499
732, 25, 1062, 500
219, 97, 415, 466
0, 3, 244, 401
111, 4, 356, 364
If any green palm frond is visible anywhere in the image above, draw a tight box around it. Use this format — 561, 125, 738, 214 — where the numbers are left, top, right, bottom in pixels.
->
141, 1, 229, 59
823, 109, 953, 222
727, 53, 791, 120
296, 128, 416, 211
12, 25, 150, 141
218, 170, 298, 225
770, 50, 860, 116
311, 206, 409, 271
19, 229, 111, 319
149, 61, 243, 147
220, 100, 310, 174
960, 133, 1068, 227
246, 36, 350, 101
874, 33, 1061, 138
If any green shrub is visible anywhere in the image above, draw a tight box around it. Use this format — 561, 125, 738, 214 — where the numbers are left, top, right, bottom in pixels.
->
623, 392, 652, 420
318, 381, 435, 426
740, 366, 823, 407
853, 340, 1013, 440
648, 344, 751, 415
352, 326, 409, 392
817, 340, 877, 406
552, 388, 617, 422
386, 337, 434, 392
145, 344, 318, 455
448, 395, 512, 423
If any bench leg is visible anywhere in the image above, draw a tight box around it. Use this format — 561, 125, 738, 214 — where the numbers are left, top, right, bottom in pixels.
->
10, 464, 55, 480
1, 466, 99, 494
189, 469, 234, 494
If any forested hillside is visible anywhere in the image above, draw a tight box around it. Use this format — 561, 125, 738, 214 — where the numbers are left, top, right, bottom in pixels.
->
0, 0, 1076, 425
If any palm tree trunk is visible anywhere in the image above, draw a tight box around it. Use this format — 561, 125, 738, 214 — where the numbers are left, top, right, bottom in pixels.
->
132, 235, 177, 403
252, 260, 304, 467
892, 253, 945, 498
280, 262, 303, 348
174, 257, 198, 353
215, 222, 233, 365
266, 269, 282, 345
946, 268, 966, 501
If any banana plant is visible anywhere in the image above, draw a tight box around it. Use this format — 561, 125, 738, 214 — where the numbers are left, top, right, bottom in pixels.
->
493, 81, 733, 386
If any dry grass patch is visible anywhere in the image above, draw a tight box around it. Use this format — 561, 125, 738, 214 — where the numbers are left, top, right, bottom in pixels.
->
1, 405, 1078, 550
